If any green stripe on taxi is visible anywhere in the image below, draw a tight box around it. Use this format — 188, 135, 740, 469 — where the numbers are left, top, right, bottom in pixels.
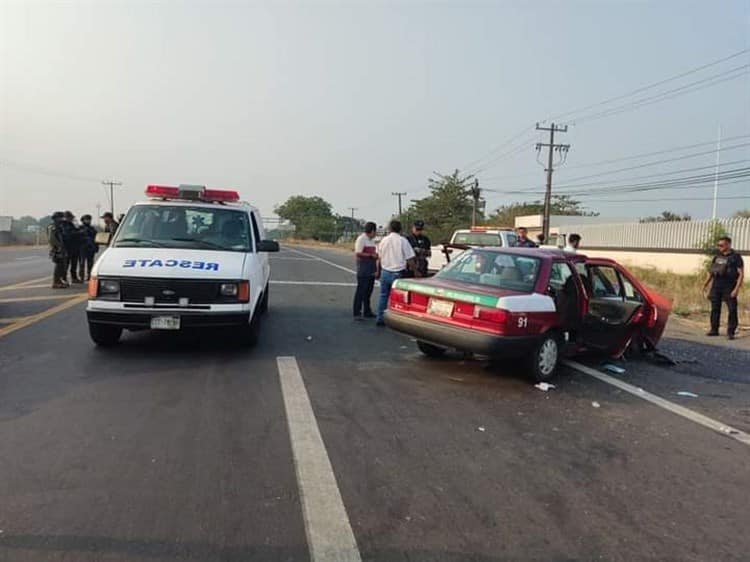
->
393, 279, 500, 308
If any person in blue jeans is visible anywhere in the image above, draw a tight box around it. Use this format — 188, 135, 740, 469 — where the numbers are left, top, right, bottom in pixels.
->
376, 220, 416, 326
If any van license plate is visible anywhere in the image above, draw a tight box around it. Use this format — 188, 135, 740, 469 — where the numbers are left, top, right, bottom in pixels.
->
428, 299, 454, 318
150, 316, 181, 330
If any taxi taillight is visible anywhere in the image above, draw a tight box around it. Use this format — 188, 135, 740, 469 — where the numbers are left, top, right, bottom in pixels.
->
473, 306, 508, 325
238, 281, 250, 303
88, 277, 98, 298
390, 288, 410, 304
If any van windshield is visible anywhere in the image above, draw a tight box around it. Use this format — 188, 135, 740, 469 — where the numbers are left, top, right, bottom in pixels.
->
113, 205, 253, 252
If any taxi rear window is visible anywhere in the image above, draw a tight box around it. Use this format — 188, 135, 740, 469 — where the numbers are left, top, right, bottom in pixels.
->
113, 205, 252, 252
436, 249, 540, 292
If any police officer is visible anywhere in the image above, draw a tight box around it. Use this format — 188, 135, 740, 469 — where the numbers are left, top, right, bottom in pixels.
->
405, 220, 431, 277
703, 236, 744, 340
48, 211, 69, 288
61, 211, 83, 283
78, 214, 99, 282
514, 227, 538, 248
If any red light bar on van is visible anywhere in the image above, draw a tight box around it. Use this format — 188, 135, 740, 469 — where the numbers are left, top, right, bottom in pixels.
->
144, 185, 241, 202
203, 188, 240, 202
146, 185, 181, 198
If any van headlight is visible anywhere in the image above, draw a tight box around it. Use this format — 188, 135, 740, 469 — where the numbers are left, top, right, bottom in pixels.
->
97, 279, 120, 300
220, 283, 238, 297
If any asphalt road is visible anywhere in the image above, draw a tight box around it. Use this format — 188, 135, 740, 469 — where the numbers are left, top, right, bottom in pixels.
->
1, 244, 749, 562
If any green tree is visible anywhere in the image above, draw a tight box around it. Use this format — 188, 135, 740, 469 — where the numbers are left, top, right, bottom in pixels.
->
732, 209, 750, 219
487, 195, 595, 227
407, 170, 477, 243
698, 220, 729, 271
274, 195, 336, 240
640, 210, 692, 223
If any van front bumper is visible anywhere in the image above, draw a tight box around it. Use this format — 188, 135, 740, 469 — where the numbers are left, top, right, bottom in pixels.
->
87, 309, 250, 328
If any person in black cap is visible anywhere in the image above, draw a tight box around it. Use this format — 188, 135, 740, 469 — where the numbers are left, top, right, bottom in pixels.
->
406, 220, 431, 277
703, 236, 744, 340
78, 214, 99, 282
47, 211, 69, 288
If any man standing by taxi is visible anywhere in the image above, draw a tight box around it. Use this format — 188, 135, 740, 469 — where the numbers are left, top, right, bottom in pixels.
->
375, 220, 416, 326
703, 236, 744, 340
406, 220, 431, 278
514, 227, 537, 248
353, 222, 378, 320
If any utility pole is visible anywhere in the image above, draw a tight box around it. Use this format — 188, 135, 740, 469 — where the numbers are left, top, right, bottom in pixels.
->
96, 202, 101, 226
535, 123, 570, 240
101, 179, 122, 217
712, 125, 722, 220
470, 179, 481, 227
348, 207, 357, 220
391, 192, 406, 217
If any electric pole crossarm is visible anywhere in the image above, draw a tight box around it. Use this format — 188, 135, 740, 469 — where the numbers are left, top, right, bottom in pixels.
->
534, 123, 570, 240
391, 192, 406, 217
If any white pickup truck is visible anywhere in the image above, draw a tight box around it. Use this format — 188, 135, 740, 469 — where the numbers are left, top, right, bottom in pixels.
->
428, 228, 518, 271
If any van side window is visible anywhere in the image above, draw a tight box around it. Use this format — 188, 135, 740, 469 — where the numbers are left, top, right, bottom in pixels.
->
249, 212, 261, 252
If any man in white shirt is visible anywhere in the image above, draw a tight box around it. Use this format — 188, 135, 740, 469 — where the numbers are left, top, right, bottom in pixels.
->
353, 222, 378, 320
564, 233, 581, 253
376, 220, 416, 326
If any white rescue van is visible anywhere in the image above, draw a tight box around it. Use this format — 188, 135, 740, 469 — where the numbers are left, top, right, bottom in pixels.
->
86, 184, 279, 346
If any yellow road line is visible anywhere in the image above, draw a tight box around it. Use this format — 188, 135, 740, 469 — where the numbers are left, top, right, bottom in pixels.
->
0, 283, 51, 292
0, 276, 50, 291
0, 294, 88, 339
0, 316, 32, 324
0, 294, 84, 304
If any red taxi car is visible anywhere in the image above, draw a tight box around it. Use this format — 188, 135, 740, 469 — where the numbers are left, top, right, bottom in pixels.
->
384, 247, 672, 381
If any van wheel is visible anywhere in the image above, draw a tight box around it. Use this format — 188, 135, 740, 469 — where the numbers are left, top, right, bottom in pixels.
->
242, 313, 261, 347
528, 332, 559, 382
89, 323, 122, 347
417, 340, 446, 357
259, 284, 269, 315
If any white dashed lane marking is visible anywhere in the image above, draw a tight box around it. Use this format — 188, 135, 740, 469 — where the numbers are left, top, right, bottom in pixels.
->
564, 360, 750, 448
277, 356, 362, 562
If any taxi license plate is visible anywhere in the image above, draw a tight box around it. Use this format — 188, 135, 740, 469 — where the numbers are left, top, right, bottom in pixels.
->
150, 316, 181, 330
428, 299, 454, 318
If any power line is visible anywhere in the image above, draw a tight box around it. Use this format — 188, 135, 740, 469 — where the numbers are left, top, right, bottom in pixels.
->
572, 194, 749, 204
0, 159, 101, 183
570, 64, 750, 125
544, 47, 750, 123
462, 125, 537, 174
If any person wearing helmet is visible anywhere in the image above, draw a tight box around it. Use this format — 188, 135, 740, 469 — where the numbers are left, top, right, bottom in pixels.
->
48, 211, 69, 288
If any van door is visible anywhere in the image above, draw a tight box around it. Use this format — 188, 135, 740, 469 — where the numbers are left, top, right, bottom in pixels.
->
249, 211, 269, 303
580, 263, 643, 354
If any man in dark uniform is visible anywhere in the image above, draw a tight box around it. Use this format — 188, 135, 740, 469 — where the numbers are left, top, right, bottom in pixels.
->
703, 236, 744, 340
78, 214, 99, 282
61, 211, 83, 283
514, 227, 538, 248
405, 220, 431, 277
47, 211, 69, 288
101, 212, 119, 239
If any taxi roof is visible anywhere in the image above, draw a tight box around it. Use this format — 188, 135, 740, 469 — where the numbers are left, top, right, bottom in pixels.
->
464, 245, 587, 262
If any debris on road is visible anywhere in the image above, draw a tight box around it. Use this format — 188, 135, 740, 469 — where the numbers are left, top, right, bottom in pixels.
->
591, 401, 601, 408
305, 336, 313, 342
477, 426, 486, 432
676, 391, 699, 398
719, 426, 740, 436
534, 382, 555, 392
447, 377, 465, 383
602, 363, 626, 374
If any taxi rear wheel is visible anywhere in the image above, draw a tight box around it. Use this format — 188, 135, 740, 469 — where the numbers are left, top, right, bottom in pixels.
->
528, 332, 559, 382
417, 340, 447, 358
89, 323, 122, 347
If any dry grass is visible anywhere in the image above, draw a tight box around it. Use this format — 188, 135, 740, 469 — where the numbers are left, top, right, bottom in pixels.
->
627, 265, 748, 324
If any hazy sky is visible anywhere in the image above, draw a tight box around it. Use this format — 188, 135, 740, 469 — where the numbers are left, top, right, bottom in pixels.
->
1, 0, 749, 226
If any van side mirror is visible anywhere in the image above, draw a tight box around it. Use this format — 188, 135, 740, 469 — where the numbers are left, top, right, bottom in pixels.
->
257, 240, 280, 252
